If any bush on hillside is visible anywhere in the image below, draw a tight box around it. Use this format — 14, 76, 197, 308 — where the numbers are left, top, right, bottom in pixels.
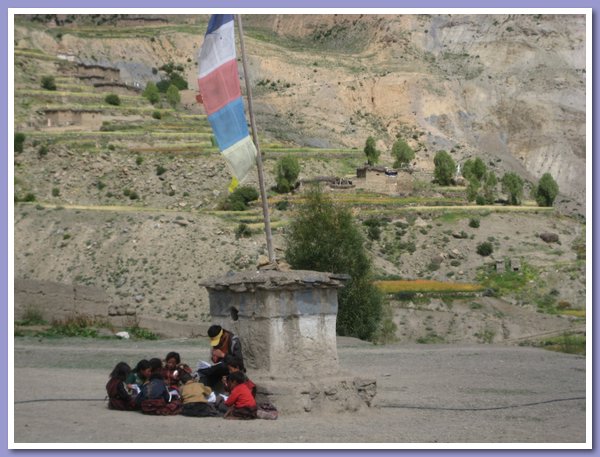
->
41, 75, 57, 91
105, 94, 121, 106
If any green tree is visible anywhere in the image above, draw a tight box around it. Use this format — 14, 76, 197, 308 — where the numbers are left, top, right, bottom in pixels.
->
501, 172, 524, 205
166, 84, 180, 108
466, 178, 480, 202
40, 75, 56, 91
433, 150, 456, 186
463, 157, 487, 181
143, 81, 160, 104
533, 173, 559, 207
391, 138, 415, 168
285, 186, 383, 340
363, 136, 380, 166
482, 171, 498, 204
274, 155, 300, 193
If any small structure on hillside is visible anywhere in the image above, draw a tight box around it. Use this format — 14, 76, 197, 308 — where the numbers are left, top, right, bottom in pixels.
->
495, 259, 505, 273
43, 108, 103, 129
355, 165, 415, 195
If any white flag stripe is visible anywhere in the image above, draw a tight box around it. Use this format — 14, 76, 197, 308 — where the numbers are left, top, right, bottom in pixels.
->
222, 136, 257, 181
198, 20, 236, 78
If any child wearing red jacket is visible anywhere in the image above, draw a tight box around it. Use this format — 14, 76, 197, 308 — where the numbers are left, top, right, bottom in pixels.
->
223, 371, 257, 420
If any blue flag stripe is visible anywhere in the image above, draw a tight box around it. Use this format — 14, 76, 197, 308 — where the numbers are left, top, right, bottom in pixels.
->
206, 14, 234, 35
207, 97, 250, 151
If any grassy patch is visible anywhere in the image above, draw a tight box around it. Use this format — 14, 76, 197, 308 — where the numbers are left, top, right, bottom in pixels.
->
375, 279, 484, 294
521, 332, 586, 355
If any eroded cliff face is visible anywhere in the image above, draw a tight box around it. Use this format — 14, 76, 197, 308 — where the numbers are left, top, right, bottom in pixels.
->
15, 13, 586, 204
242, 14, 586, 204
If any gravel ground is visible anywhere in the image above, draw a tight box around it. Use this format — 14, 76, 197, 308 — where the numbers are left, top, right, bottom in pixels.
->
12, 337, 587, 446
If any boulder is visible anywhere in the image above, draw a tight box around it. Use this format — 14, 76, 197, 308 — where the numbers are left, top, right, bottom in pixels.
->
539, 232, 559, 243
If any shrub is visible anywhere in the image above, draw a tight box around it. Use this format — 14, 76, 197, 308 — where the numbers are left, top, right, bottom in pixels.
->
105, 94, 121, 106
152, 111, 162, 120
275, 199, 290, 211
363, 136, 380, 166
156, 165, 167, 176
222, 186, 259, 211
38, 145, 48, 157
40, 75, 57, 91
285, 186, 383, 340
274, 156, 300, 193
17, 307, 46, 326
96, 181, 106, 190
128, 191, 140, 200
469, 218, 480, 228
51, 187, 60, 197
235, 223, 252, 238
14, 133, 25, 153
135, 156, 143, 165
475, 195, 486, 205
477, 241, 494, 256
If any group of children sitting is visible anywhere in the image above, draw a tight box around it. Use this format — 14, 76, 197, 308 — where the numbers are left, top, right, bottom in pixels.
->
106, 351, 267, 420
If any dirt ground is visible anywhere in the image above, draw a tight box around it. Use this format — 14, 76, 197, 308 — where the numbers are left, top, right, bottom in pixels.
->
12, 336, 587, 446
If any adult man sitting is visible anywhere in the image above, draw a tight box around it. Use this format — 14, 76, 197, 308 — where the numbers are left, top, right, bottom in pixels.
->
197, 325, 245, 390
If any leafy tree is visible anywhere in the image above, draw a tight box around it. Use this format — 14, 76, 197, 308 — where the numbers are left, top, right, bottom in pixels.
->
285, 186, 383, 340
466, 178, 480, 202
363, 136, 380, 166
274, 155, 300, 193
104, 94, 121, 106
166, 84, 180, 108
463, 157, 486, 181
433, 150, 456, 186
143, 81, 160, 104
533, 173, 559, 207
391, 138, 415, 168
501, 172, 524, 205
482, 171, 498, 204
40, 75, 56, 91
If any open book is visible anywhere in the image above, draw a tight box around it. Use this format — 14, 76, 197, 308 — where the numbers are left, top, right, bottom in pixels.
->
196, 360, 223, 371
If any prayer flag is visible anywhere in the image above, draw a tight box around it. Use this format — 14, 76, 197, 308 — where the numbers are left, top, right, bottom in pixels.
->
197, 14, 257, 186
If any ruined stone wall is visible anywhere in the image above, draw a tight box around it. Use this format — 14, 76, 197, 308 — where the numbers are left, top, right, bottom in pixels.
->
14, 278, 110, 321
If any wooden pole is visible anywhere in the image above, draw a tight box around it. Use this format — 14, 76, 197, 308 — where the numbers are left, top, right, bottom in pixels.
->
236, 14, 276, 264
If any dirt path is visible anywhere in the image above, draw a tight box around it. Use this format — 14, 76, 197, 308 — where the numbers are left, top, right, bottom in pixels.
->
12, 337, 587, 445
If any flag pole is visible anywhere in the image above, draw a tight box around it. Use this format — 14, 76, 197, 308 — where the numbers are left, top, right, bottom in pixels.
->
235, 14, 276, 264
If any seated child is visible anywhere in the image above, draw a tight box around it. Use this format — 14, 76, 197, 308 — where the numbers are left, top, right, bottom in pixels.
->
137, 358, 181, 415
125, 359, 151, 394
162, 351, 181, 391
223, 357, 256, 397
106, 362, 137, 411
178, 365, 220, 417
223, 371, 257, 420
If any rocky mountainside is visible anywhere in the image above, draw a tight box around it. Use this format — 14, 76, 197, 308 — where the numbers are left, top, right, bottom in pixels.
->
12, 14, 587, 342
15, 13, 586, 207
